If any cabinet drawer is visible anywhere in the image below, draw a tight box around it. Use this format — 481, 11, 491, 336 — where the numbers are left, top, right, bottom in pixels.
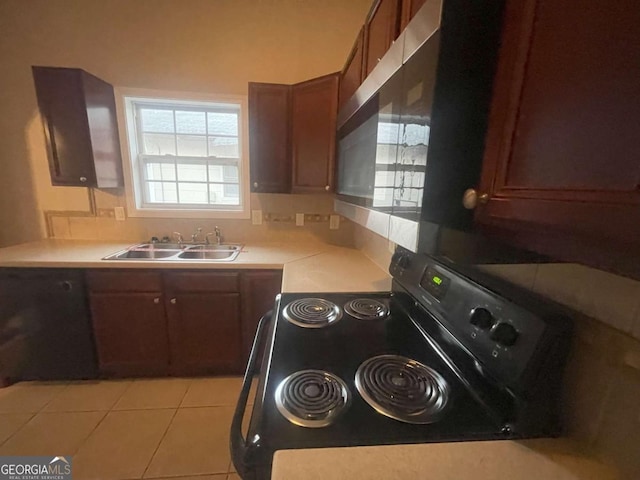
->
164, 271, 240, 293
86, 270, 163, 292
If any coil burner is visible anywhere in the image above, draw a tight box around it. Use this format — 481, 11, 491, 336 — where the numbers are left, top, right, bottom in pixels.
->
275, 370, 351, 427
344, 298, 389, 320
355, 354, 449, 424
282, 298, 342, 328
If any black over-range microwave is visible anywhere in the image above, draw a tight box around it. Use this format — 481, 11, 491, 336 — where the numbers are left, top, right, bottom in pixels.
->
336, 0, 505, 230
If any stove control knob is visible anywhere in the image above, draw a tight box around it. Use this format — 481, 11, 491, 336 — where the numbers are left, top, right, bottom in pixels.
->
391, 251, 410, 270
490, 322, 519, 347
469, 307, 494, 330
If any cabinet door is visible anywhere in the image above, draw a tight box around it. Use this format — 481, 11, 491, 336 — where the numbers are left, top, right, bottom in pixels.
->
32, 67, 96, 186
81, 71, 123, 188
248, 83, 292, 193
32, 67, 123, 188
475, 0, 640, 275
364, 0, 401, 77
89, 292, 169, 376
240, 271, 283, 366
166, 293, 241, 375
339, 28, 365, 107
291, 74, 340, 193
399, 0, 426, 32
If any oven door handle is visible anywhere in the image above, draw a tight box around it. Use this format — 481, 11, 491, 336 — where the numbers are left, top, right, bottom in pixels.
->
230, 310, 273, 477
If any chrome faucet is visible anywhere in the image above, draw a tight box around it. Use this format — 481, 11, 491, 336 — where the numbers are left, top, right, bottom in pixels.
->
172, 231, 184, 246
206, 226, 222, 245
191, 227, 204, 243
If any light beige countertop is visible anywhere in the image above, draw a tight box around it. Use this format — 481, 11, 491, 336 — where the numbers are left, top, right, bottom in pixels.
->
281, 245, 392, 293
0, 239, 391, 293
272, 439, 620, 480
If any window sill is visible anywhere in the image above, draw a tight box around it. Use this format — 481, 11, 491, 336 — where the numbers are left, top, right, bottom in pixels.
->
126, 207, 250, 219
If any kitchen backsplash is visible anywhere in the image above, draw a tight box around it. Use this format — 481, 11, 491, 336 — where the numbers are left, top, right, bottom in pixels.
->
354, 226, 640, 478
47, 190, 355, 247
478, 262, 640, 478
353, 222, 393, 272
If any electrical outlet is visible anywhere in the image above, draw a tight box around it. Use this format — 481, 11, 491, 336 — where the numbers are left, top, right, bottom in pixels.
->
114, 207, 126, 221
329, 214, 340, 230
97, 208, 114, 218
296, 213, 304, 226
252, 209, 263, 225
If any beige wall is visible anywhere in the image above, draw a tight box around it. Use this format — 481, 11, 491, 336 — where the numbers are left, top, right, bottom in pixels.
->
0, 0, 371, 246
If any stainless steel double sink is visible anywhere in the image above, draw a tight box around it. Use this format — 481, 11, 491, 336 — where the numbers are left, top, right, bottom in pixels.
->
103, 243, 243, 262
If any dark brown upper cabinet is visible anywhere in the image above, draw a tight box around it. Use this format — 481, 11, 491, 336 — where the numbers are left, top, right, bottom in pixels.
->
249, 74, 339, 194
32, 66, 123, 188
248, 83, 292, 193
339, 27, 365, 108
399, 0, 426, 31
474, 0, 640, 277
363, 0, 402, 77
292, 73, 339, 193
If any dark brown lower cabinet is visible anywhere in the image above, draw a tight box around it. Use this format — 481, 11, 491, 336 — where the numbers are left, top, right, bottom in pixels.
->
240, 270, 283, 366
89, 292, 169, 376
87, 269, 282, 378
166, 293, 241, 375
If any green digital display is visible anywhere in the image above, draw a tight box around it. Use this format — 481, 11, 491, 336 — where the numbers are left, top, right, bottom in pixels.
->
421, 266, 450, 300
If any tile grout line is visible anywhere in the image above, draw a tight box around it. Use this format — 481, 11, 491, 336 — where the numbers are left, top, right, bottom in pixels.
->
177, 378, 195, 409
39, 382, 71, 413
68, 410, 110, 458
0, 412, 36, 450
138, 379, 192, 479
64, 381, 133, 461
140, 407, 180, 480
107, 380, 135, 411
31, 406, 178, 413
72, 408, 112, 460
0, 381, 70, 450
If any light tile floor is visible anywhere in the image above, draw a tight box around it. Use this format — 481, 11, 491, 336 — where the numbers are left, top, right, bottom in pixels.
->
0, 377, 251, 480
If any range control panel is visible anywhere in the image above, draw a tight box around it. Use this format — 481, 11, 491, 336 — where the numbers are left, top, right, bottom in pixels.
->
391, 248, 549, 388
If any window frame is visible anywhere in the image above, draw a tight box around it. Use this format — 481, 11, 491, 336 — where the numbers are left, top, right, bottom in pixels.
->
115, 87, 250, 219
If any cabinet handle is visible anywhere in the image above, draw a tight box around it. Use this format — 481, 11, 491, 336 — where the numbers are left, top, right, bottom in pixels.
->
324, 185, 330, 191
153, 297, 160, 304
170, 298, 177, 304
60, 281, 73, 292
253, 182, 258, 189
462, 189, 489, 210
80, 176, 87, 183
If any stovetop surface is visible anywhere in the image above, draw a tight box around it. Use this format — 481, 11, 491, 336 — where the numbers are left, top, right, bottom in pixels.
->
248, 292, 506, 453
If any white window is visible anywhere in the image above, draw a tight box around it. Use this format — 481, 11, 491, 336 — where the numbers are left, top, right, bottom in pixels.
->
116, 88, 249, 218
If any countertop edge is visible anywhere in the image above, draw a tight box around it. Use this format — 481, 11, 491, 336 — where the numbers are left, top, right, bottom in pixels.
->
0, 239, 392, 293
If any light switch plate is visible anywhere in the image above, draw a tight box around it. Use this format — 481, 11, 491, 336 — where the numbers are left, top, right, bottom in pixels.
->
114, 207, 126, 221
252, 210, 263, 225
296, 213, 304, 226
329, 214, 340, 230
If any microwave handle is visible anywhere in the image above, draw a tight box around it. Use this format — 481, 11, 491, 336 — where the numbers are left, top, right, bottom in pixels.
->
230, 310, 273, 478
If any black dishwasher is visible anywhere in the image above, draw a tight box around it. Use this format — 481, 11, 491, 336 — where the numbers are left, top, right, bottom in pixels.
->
0, 269, 98, 382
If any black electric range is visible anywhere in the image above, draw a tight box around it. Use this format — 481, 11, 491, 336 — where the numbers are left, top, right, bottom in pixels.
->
231, 248, 573, 480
